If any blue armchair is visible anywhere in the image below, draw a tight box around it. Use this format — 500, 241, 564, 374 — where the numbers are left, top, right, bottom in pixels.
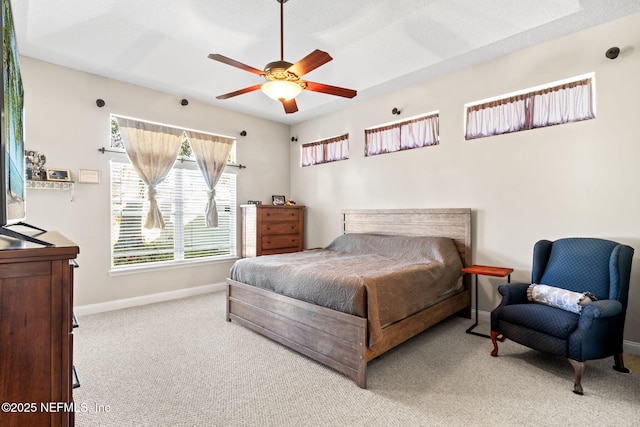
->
490, 238, 634, 395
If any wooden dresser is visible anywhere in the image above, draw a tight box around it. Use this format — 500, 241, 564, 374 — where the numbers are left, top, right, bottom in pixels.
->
241, 205, 305, 257
0, 231, 79, 427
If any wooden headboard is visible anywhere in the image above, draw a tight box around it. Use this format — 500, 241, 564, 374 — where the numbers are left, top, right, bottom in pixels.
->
341, 208, 472, 268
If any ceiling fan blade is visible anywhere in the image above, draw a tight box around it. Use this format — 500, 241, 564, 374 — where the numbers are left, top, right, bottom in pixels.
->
208, 54, 265, 76
302, 81, 357, 99
216, 84, 263, 100
287, 50, 332, 77
281, 98, 298, 114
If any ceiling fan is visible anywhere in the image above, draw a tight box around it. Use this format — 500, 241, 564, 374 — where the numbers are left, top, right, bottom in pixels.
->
208, 0, 357, 114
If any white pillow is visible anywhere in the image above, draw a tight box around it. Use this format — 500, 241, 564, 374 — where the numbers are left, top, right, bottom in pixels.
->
526, 284, 597, 314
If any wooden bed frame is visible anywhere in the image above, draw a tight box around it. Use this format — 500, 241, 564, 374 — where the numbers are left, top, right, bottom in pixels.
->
226, 208, 472, 388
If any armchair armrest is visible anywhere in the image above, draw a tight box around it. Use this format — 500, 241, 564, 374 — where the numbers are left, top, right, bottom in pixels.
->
491, 282, 531, 332
571, 299, 625, 360
497, 282, 531, 306
580, 299, 623, 319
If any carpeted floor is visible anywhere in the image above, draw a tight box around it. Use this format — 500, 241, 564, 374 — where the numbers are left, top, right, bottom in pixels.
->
624, 353, 640, 372
73, 292, 640, 427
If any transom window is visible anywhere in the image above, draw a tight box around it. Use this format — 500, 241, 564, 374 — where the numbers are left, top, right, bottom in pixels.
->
465, 73, 595, 140
364, 112, 439, 157
301, 133, 349, 167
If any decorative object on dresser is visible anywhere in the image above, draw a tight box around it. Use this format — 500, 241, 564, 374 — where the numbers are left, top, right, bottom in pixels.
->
0, 231, 80, 426
271, 195, 285, 206
241, 204, 304, 257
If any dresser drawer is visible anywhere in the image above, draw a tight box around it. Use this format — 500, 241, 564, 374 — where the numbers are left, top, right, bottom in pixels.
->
261, 234, 301, 250
260, 247, 300, 256
262, 208, 300, 222
261, 221, 299, 235
241, 204, 305, 257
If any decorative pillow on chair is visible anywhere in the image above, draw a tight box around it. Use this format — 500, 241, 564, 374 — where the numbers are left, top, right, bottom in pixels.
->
527, 284, 597, 314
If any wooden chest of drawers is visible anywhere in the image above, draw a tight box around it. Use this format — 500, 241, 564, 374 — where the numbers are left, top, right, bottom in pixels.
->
0, 232, 79, 427
241, 204, 305, 257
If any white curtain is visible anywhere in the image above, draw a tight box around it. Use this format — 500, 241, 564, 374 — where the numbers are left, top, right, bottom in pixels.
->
400, 115, 439, 149
466, 96, 527, 140
531, 80, 594, 127
465, 78, 594, 140
301, 143, 324, 166
301, 134, 349, 166
185, 131, 235, 227
365, 126, 400, 156
365, 114, 439, 156
116, 118, 182, 231
325, 138, 349, 161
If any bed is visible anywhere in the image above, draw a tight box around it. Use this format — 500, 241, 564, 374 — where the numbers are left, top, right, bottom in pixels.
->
226, 208, 472, 388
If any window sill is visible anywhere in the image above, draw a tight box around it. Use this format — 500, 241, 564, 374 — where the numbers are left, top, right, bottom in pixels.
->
108, 255, 238, 276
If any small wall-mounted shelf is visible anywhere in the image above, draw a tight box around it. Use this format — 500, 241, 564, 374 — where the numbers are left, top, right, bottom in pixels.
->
27, 180, 75, 201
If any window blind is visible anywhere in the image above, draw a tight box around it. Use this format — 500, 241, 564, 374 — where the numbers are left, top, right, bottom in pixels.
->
110, 161, 237, 269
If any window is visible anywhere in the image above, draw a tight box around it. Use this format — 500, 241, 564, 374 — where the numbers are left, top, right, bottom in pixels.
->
465, 74, 595, 140
109, 117, 236, 163
110, 117, 237, 270
364, 112, 439, 157
301, 133, 349, 166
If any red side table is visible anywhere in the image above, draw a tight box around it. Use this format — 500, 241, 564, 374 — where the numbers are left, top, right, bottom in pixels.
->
462, 265, 513, 338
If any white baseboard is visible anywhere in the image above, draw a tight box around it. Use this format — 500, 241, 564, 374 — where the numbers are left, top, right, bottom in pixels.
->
477, 309, 491, 324
623, 339, 640, 356
475, 309, 640, 356
75, 282, 226, 316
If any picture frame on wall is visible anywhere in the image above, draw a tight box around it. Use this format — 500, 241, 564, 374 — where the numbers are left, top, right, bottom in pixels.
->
272, 195, 285, 206
46, 169, 71, 182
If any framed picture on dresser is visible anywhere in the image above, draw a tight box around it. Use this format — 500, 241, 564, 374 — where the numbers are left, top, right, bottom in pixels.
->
271, 195, 285, 205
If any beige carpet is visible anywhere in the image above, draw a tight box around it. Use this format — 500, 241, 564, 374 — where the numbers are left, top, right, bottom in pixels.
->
624, 353, 640, 372
73, 292, 640, 427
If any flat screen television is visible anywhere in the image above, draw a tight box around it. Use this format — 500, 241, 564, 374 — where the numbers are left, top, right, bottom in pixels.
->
1, 0, 50, 246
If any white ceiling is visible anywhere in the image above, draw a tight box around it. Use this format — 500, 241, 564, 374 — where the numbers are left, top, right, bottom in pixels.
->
11, 0, 640, 125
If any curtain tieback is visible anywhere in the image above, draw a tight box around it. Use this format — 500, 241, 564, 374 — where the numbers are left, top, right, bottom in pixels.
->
148, 186, 158, 200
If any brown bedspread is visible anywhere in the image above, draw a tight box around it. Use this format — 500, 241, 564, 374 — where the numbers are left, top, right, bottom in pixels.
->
229, 233, 463, 347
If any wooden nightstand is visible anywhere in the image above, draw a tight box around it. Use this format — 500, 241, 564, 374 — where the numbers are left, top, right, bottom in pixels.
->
462, 264, 513, 338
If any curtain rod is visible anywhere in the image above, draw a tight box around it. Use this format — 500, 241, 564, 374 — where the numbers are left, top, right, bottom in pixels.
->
97, 147, 247, 169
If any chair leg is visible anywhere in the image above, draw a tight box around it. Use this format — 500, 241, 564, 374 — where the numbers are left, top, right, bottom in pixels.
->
569, 359, 585, 395
490, 330, 500, 357
613, 353, 630, 373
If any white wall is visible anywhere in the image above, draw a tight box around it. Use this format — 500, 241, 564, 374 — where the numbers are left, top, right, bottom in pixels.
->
20, 58, 290, 307
289, 13, 640, 342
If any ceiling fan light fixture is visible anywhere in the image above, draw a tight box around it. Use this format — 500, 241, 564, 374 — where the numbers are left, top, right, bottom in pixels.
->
261, 80, 303, 101
208, 0, 356, 113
